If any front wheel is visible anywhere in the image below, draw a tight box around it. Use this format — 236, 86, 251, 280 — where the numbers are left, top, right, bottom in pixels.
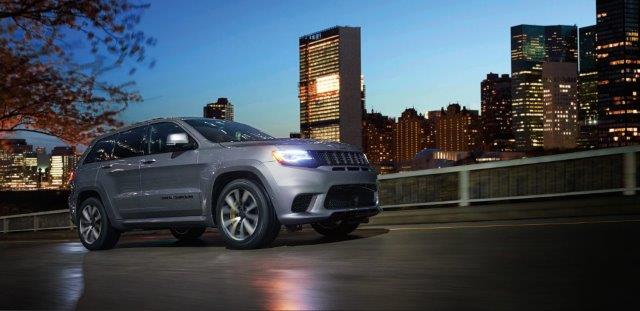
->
170, 227, 206, 241
311, 220, 360, 237
77, 197, 121, 250
214, 179, 280, 249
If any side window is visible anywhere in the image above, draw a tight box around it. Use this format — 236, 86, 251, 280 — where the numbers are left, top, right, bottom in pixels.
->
149, 122, 196, 154
83, 136, 115, 164
113, 126, 148, 159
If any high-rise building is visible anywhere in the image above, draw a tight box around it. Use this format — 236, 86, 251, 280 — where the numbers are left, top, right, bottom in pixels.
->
596, 0, 640, 147
435, 104, 479, 151
0, 139, 34, 189
393, 108, 427, 167
50, 146, 76, 188
299, 26, 362, 147
361, 75, 366, 114
542, 62, 579, 150
425, 110, 443, 148
578, 25, 599, 149
481, 73, 513, 151
511, 25, 578, 151
362, 110, 395, 173
35, 146, 49, 171
203, 98, 234, 121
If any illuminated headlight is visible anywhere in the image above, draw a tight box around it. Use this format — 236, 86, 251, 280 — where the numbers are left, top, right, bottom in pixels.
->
272, 149, 317, 167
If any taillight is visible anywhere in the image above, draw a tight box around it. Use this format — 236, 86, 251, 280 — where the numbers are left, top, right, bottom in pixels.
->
67, 170, 76, 186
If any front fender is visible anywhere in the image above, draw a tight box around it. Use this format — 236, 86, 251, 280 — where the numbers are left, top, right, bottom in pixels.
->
203, 160, 279, 226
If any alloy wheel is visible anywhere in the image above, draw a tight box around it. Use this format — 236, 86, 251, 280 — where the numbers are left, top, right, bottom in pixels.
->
220, 188, 259, 241
79, 204, 103, 244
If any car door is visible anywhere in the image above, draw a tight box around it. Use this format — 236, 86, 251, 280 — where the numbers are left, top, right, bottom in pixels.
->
98, 126, 147, 219
138, 122, 202, 218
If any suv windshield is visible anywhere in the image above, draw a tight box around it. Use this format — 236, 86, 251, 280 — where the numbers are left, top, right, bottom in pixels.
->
184, 119, 274, 143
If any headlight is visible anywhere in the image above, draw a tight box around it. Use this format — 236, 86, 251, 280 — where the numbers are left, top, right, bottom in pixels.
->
272, 149, 317, 167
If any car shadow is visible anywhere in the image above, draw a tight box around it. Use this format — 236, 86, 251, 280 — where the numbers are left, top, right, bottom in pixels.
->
269, 228, 390, 248
112, 227, 390, 249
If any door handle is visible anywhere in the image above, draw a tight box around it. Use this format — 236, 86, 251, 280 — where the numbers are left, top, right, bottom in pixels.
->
100, 164, 113, 169
141, 159, 157, 164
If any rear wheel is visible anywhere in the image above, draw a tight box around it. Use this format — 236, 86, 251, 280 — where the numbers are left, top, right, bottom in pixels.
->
214, 179, 280, 249
170, 227, 206, 241
77, 197, 120, 250
311, 220, 360, 237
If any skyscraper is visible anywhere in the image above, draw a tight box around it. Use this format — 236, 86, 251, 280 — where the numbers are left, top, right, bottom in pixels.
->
481, 73, 513, 151
299, 26, 362, 147
362, 110, 395, 173
435, 103, 479, 152
542, 62, 579, 150
50, 146, 75, 188
0, 139, 33, 189
393, 108, 427, 166
511, 25, 578, 151
596, 0, 640, 147
203, 98, 234, 121
578, 25, 599, 149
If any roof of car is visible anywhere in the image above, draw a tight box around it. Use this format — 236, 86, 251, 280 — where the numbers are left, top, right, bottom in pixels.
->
91, 117, 231, 144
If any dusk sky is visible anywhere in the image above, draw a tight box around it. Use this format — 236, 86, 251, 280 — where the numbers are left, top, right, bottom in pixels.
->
18, 0, 596, 149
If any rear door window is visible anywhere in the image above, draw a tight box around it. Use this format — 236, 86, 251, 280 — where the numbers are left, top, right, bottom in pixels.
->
113, 126, 148, 159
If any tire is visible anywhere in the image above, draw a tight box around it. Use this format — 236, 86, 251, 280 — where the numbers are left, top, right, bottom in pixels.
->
214, 178, 280, 249
77, 197, 121, 250
170, 227, 206, 241
311, 220, 360, 237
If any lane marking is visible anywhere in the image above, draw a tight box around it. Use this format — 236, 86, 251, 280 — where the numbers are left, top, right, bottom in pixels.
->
387, 218, 640, 231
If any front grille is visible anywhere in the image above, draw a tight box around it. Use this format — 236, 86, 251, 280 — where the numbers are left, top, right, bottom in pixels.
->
311, 151, 369, 166
324, 184, 377, 209
291, 194, 314, 213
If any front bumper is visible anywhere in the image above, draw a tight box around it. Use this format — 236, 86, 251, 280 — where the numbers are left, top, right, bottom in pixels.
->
262, 161, 381, 225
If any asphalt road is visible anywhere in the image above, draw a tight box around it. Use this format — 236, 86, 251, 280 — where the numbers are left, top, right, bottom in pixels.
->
1, 217, 639, 310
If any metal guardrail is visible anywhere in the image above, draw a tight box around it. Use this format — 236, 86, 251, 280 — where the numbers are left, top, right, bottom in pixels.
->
378, 145, 639, 208
2, 146, 639, 233
1, 209, 73, 233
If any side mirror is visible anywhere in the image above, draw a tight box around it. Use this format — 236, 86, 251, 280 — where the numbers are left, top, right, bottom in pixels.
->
166, 133, 189, 146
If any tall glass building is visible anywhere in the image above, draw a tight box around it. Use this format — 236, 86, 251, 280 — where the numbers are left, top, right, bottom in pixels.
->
511, 25, 578, 151
578, 25, 599, 149
596, 0, 640, 147
481, 73, 513, 151
299, 26, 362, 147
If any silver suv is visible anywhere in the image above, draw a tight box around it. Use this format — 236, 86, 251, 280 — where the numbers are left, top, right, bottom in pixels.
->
69, 118, 380, 250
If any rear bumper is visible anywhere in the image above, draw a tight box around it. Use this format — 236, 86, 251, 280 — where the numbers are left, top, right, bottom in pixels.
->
261, 161, 381, 225
68, 185, 78, 225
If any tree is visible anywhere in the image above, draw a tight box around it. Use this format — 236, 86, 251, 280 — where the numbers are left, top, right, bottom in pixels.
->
0, 0, 155, 144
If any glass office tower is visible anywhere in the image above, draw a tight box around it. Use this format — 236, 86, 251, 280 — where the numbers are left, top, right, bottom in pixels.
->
511, 25, 578, 151
596, 0, 640, 147
299, 26, 362, 147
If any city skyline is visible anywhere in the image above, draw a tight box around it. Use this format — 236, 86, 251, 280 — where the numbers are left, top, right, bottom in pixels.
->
8, 0, 596, 149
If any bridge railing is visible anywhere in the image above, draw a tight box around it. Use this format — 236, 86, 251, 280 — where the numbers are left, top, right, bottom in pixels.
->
0, 209, 73, 233
378, 145, 639, 208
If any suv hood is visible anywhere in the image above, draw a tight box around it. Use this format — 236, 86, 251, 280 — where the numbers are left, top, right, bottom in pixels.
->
219, 138, 359, 151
